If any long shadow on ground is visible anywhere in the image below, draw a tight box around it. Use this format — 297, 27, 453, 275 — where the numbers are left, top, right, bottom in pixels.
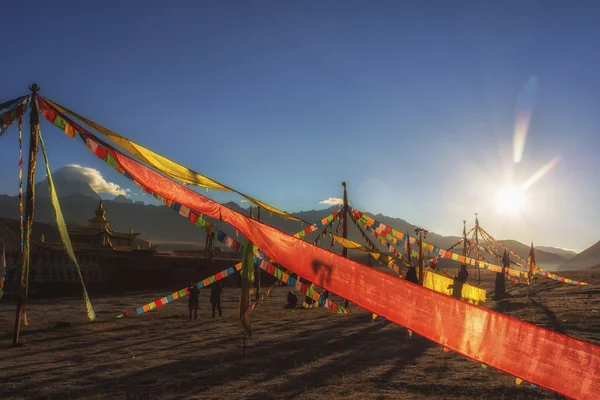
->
7, 314, 433, 399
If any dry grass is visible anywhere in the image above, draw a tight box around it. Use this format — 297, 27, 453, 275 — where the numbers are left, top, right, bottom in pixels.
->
1, 270, 599, 399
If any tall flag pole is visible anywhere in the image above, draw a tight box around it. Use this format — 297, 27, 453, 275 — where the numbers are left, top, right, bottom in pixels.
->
240, 208, 253, 355
405, 232, 412, 265
13, 84, 39, 346
462, 220, 467, 271
475, 213, 481, 285
415, 227, 428, 285
255, 207, 261, 302
0, 240, 5, 300
342, 182, 351, 310
528, 242, 536, 296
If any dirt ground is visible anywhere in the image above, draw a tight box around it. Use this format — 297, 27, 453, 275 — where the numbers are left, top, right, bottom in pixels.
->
1, 269, 599, 400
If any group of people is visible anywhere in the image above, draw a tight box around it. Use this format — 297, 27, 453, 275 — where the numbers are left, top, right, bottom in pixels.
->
187, 281, 223, 320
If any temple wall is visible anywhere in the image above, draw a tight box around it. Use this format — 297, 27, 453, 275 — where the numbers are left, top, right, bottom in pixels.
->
1, 251, 275, 299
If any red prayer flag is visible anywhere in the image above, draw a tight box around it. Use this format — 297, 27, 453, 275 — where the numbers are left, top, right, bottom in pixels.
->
43, 108, 56, 122
109, 136, 600, 400
95, 146, 108, 160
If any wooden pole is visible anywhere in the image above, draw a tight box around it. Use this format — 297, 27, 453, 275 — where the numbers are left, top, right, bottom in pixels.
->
255, 207, 261, 302
462, 220, 467, 273
475, 213, 481, 285
13, 84, 39, 346
406, 232, 412, 265
342, 182, 350, 309
415, 228, 427, 285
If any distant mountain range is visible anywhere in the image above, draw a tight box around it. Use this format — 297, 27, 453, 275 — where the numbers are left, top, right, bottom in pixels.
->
557, 240, 600, 271
0, 167, 595, 271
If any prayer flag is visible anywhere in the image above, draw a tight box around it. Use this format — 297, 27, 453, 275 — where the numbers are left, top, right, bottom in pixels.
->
528, 242, 536, 276
53, 116, 67, 130
178, 205, 190, 218
40, 132, 96, 321
64, 124, 77, 138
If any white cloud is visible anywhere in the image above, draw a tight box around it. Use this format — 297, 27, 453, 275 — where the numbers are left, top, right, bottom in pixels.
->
64, 164, 129, 196
240, 199, 248, 203
319, 197, 344, 206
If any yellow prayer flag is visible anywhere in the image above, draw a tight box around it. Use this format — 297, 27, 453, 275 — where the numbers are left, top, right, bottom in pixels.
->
44, 97, 301, 221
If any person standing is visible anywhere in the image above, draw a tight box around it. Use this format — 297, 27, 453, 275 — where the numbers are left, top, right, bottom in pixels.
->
452, 264, 469, 299
405, 266, 419, 284
210, 281, 223, 318
188, 282, 200, 321
493, 250, 509, 300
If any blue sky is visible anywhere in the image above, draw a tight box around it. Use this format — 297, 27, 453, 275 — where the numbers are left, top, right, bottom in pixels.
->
1, 1, 599, 250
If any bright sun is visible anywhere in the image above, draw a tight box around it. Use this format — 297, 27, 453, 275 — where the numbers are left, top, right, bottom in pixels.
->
496, 186, 526, 214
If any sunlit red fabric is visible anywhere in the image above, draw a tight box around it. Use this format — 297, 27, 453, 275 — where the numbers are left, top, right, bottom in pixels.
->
110, 149, 599, 399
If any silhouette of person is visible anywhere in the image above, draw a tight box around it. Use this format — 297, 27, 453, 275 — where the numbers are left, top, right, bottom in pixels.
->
405, 267, 419, 284
452, 264, 469, 299
188, 282, 200, 321
494, 250, 509, 300
287, 291, 298, 308
210, 281, 223, 318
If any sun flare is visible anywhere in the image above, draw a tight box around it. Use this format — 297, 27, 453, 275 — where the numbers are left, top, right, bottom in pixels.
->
496, 186, 525, 214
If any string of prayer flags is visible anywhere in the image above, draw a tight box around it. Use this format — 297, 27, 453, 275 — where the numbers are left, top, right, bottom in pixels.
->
18, 117, 24, 252
42, 96, 305, 222
475, 240, 529, 286
476, 227, 588, 285
0, 95, 28, 114
41, 98, 599, 399
217, 230, 242, 252
117, 263, 242, 317
352, 208, 530, 279
41, 103, 217, 241
47, 101, 346, 302
1, 96, 29, 136
40, 103, 338, 259
250, 282, 277, 311
533, 266, 588, 286
294, 210, 341, 238
479, 227, 528, 266
351, 213, 485, 303
217, 209, 342, 254
257, 259, 348, 315
351, 209, 406, 246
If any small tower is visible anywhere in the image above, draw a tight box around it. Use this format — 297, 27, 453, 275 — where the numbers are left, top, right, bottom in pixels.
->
89, 200, 110, 230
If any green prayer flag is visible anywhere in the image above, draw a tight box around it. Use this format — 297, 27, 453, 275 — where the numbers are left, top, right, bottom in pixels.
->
53, 116, 67, 130
40, 132, 96, 322
105, 153, 117, 168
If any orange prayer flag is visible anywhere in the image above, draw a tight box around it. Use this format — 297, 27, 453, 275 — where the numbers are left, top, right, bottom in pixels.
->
64, 124, 77, 138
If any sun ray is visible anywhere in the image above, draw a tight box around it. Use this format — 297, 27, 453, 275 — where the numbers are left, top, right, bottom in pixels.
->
521, 156, 561, 190
513, 76, 538, 163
